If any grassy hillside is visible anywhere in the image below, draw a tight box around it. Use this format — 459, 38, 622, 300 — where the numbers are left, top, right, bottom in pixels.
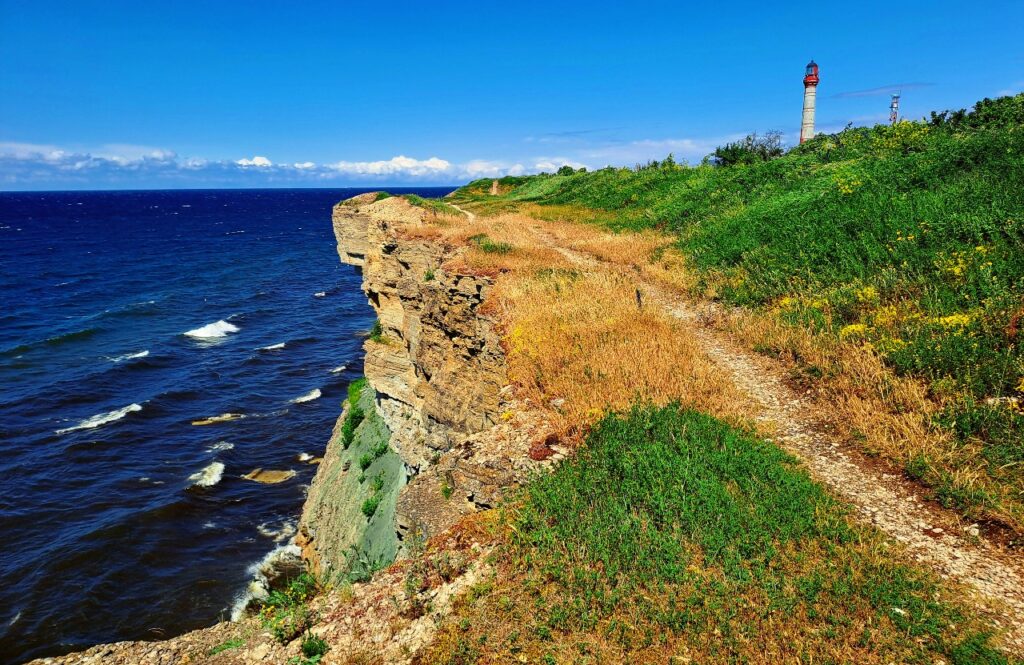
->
427, 406, 1011, 664
452, 94, 1024, 527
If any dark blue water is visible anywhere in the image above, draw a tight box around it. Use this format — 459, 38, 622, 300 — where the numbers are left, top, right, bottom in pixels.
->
0, 188, 453, 664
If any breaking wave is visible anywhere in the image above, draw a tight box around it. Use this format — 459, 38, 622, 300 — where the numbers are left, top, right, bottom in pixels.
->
109, 350, 150, 363
56, 403, 143, 435
259, 342, 285, 351
184, 320, 239, 340
188, 461, 225, 488
290, 388, 321, 404
229, 543, 302, 621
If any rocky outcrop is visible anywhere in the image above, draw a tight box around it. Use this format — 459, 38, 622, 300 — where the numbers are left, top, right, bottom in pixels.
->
297, 383, 402, 581
325, 195, 548, 550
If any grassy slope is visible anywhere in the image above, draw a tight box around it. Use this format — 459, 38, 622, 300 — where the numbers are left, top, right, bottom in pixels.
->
452, 94, 1024, 527
427, 406, 1013, 664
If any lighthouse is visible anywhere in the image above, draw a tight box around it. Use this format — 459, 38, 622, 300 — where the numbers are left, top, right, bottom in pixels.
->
800, 60, 820, 144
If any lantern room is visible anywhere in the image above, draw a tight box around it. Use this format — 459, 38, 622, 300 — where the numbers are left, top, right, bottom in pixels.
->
804, 60, 820, 86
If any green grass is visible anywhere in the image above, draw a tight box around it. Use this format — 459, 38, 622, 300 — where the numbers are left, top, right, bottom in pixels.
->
453, 93, 1024, 525
468, 233, 513, 254
260, 574, 320, 644
368, 320, 385, 343
403, 193, 465, 217
207, 637, 244, 656
428, 405, 1012, 663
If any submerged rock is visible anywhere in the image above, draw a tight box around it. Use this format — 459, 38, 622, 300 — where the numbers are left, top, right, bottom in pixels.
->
242, 468, 296, 484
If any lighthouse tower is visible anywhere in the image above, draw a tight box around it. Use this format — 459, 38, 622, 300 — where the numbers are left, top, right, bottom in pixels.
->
800, 60, 820, 144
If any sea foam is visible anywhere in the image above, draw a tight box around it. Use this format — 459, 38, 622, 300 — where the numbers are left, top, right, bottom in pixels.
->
229, 543, 302, 621
184, 320, 240, 340
109, 350, 150, 363
56, 403, 143, 435
290, 388, 321, 404
259, 342, 285, 351
188, 461, 225, 488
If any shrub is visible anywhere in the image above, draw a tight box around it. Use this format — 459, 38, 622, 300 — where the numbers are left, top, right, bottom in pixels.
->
301, 633, 329, 658
358, 453, 373, 471
710, 131, 784, 166
340, 406, 364, 450
368, 320, 384, 343
361, 494, 381, 518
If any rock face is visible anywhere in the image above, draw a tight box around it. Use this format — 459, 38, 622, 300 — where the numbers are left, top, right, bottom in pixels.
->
300, 194, 524, 575
331, 195, 574, 545
339, 196, 505, 471
298, 383, 402, 581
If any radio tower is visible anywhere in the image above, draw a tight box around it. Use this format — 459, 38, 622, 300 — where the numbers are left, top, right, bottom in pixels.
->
890, 93, 901, 124
800, 60, 820, 143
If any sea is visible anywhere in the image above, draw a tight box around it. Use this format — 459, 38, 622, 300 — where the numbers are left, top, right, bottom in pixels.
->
0, 187, 454, 664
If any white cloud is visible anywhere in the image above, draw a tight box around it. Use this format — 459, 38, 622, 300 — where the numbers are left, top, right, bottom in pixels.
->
236, 155, 272, 167
462, 159, 526, 178
997, 82, 1023, 97
327, 155, 451, 176
293, 161, 316, 169
533, 157, 588, 172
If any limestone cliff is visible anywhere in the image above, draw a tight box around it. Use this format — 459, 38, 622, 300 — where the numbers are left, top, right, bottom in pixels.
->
300, 194, 545, 576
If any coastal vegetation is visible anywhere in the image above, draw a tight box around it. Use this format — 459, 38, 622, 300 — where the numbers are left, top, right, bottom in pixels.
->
427, 405, 1009, 664
452, 93, 1024, 532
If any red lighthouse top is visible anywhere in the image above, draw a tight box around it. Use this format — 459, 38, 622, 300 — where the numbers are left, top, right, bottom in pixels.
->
804, 60, 819, 87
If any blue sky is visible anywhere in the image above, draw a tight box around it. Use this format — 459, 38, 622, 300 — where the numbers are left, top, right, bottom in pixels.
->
1, 0, 1022, 189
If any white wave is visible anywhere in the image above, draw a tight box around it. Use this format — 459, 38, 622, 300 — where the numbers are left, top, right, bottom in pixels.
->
229, 543, 301, 621
259, 342, 285, 351
329, 364, 348, 374
56, 403, 142, 435
206, 441, 235, 452
109, 350, 149, 363
291, 388, 321, 404
257, 519, 297, 543
313, 291, 326, 298
297, 452, 313, 462
184, 320, 239, 340
188, 461, 225, 488
7, 611, 20, 627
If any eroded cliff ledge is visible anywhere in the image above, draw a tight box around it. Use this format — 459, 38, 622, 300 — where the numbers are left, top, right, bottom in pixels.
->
299, 194, 549, 576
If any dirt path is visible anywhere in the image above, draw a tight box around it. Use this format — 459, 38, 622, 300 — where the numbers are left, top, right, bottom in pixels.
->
531, 227, 1024, 652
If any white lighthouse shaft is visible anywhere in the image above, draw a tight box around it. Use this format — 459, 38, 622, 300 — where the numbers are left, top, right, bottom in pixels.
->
800, 84, 817, 143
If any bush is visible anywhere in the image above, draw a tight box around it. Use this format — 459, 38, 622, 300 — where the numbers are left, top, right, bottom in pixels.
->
710, 131, 784, 166
368, 320, 384, 343
361, 494, 381, 518
340, 406, 364, 450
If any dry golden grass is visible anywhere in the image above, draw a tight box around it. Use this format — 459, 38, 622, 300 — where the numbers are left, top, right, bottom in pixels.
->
395, 210, 751, 442
714, 307, 1024, 530
396, 201, 1020, 526
497, 269, 749, 439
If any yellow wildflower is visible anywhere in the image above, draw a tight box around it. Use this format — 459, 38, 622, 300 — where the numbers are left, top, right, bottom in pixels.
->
934, 313, 972, 328
839, 323, 869, 340
855, 286, 878, 303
